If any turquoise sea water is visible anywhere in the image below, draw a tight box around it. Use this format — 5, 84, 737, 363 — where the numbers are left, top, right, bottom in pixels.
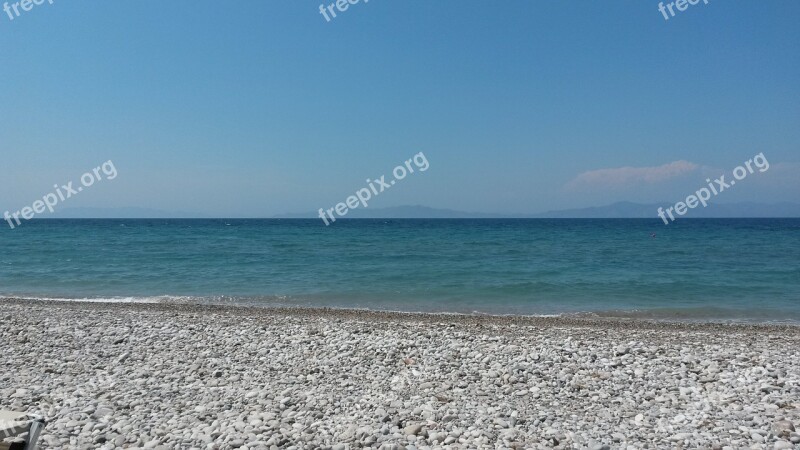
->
1, 219, 799, 322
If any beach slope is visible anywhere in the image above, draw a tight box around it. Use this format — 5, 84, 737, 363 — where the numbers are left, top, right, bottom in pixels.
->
1, 299, 799, 449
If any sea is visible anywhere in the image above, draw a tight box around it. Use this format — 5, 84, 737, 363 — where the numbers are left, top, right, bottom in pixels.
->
1, 218, 798, 323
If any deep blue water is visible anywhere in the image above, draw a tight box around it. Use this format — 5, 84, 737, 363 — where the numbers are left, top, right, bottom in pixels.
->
1, 219, 799, 322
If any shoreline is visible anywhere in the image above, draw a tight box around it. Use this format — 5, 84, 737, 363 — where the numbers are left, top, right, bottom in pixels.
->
2, 298, 799, 449
2, 297, 800, 335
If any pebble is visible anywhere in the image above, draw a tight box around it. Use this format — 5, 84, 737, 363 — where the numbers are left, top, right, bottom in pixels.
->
1, 301, 798, 449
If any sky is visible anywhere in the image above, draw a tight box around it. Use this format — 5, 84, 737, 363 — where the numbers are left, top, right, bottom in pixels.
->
1, 0, 798, 217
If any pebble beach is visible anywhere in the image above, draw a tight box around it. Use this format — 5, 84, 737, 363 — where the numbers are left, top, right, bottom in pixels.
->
1, 299, 799, 450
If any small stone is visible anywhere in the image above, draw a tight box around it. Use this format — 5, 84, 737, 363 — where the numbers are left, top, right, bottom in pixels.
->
614, 346, 630, 356
93, 407, 114, 418
589, 444, 611, 450
671, 433, 692, 442
773, 420, 796, 436
404, 424, 423, 436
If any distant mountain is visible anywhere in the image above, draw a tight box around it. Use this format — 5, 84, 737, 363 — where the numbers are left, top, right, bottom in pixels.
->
47, 207, 208, 219
531, 201, 657, 218
38, 202, 800, 219
532, 201, 800, 218
279, 202, 800, 219
276, 205, 501, 219
699, 202, 800, 218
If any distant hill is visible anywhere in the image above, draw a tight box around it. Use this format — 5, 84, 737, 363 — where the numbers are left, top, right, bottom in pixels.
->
532, 201, 800, 218
279, 202, 800, 219
47, 207, 208, 219
39, 202, 800, 219
276, 205, 500, 219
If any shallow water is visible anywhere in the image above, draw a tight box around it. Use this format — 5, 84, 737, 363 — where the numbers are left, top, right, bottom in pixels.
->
1, 218, 798, 323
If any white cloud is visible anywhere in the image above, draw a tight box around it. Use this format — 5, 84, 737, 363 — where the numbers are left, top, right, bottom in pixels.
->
567, 160, 699, 190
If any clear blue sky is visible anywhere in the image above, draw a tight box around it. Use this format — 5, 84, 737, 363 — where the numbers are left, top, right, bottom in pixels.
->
1, 1, 798, 216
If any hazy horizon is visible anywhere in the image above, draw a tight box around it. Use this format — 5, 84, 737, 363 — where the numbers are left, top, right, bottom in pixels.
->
21, 201, 799, 220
